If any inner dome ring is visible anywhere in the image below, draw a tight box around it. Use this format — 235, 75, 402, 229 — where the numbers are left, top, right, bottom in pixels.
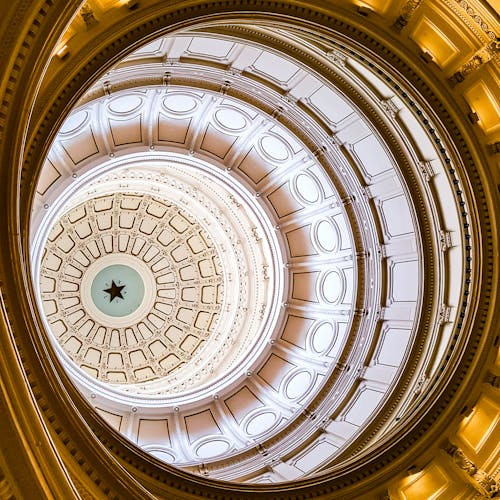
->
36, 153, 286, 406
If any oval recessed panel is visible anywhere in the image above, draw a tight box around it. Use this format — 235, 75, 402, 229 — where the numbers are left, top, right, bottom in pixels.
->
246, 412, 277, 436
148, 450, 175, 463
316, 219, 339, 252
108, 95, 143, 114
296, 174, 320, 203
196, 440, 230, 459
59, 110, 89, 134
322, 271, 343, 303
259, 135, 290, 162
162, 94, 198, 114
285, 371, 312, 399
311, 322, 336, 353
214, 107, 247, 131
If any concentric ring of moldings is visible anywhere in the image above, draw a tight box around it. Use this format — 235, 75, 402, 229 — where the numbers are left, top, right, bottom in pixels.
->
40, 192, 224, 385
37, 153, 286, 403
29, 28, 434, 477
29, 18, 474, 486
4, 0, 491, 497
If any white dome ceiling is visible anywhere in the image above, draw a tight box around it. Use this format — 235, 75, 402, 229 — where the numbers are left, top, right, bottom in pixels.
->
38, 151, 284, 400
30, 27, 464, 483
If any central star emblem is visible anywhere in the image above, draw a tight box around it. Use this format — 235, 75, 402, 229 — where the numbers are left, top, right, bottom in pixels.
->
103, 280, 125, 302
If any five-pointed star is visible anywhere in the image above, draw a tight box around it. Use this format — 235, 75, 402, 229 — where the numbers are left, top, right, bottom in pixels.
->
103, 280, 125, 302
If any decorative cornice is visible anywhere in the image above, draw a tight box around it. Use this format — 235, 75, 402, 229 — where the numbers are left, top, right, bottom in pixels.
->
453, 0, 498, 40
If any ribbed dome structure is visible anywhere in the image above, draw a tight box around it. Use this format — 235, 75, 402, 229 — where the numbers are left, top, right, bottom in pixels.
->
32, 29, 460, 482
0, 1, 497, 499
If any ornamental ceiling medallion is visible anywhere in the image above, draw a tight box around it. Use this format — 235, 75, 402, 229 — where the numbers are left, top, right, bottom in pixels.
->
39, 161, 283, 397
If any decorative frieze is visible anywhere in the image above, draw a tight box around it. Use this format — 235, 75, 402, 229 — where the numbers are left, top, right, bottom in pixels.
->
454, 0, 497, 40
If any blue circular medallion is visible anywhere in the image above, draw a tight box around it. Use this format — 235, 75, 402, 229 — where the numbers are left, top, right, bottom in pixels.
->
91, 264, 145, 317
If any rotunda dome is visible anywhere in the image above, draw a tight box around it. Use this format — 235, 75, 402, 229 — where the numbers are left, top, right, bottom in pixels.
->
12, 4, 494, 496
31, 29, 434, 480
